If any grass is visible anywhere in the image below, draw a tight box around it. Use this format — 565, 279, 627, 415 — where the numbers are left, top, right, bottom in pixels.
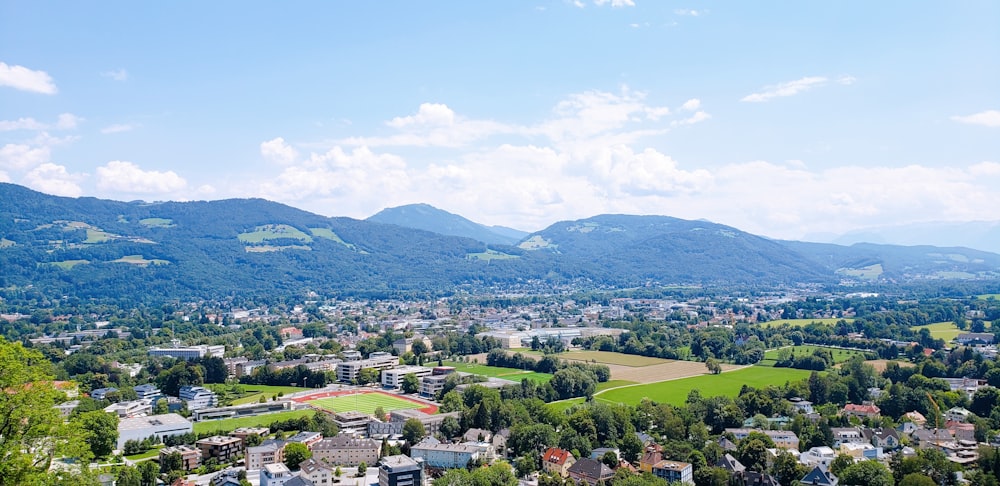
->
208, 384, 309, 406
85, 229, 114, 243
307, 392, 423, 415
548, 398, 585, 413
595, 366, 812, 407
761, 345, 871, 365
139, 217, 174, 227
193, 409, 315, 435
49, 259, 89, 270
911, 321, 963, 341
111, 255, 170, 266
308, 227, 357, 250
596, 380, 637, 392
467, 250, 520, 261
238, 224, 312, 243
557, 350, 670, 367
517, 235, 555, 250
443, 360, 553, 382
124, 445, 163, 462
836, 264, 883, 280
759, 318, 853, 328
978, 294, 1000, 300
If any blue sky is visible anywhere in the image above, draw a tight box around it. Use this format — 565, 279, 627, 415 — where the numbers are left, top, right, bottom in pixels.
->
1, 1, 998, 239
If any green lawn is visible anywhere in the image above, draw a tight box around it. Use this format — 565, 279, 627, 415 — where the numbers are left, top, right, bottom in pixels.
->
596, 380, 637, 392
595, 366, 812, 407
238, 224, 312, 243
443, 361, 553, 382
85, 229, 114, 243
193, 410, 315, 435
49, 259, 89, 270
759, 318, 853, 328
762, 345, 871, 364
978, 294, 1000, 300
124, 445, 163, 462
207, 384, 309, 406
307, 393, 423, 415
911, 321, 963, 341
466, 250, 520, 261
139, 218, 173, 227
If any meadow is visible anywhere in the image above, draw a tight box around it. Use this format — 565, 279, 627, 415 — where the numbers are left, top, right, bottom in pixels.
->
759, 318, 853, 328
193, 409, 315, 435
759, 345, 871, 366
442, 361, 553, 382
911, 321, 963, 341
512, 349, 670, 367
593, 365, 812, 407
307, 392, 425, 415
205, 384, 311, 406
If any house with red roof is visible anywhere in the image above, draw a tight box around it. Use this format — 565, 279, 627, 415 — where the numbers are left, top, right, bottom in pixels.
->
541, 447, 576, 478
842, 403, 881, 419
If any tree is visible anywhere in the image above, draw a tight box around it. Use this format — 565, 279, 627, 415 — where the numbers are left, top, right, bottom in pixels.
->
358, 462, 367, 476
403, 418, 426, 443
899, 473, 938, 486
74, 410, 119, 458
402, 373, 420, 394
138, 460, 159, 486
619, 429, 643, 463
705, 358, 722, 374
284, 442, 312, 470
161, 451, 183, 473
602, 451, 619, 468
116, 466, 142, 486
356, 367, 379, 386
829, 454, 854, 476
374, 406, 387, 421
0, 338, 93, 485
971, 387, 1000, 417
440, 415, 462, 439
770, 452, 807, 486
839, 461, 894, 486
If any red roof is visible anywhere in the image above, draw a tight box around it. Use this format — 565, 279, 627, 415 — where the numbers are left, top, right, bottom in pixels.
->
844, 403, 880, 414
542, 447, 573, 465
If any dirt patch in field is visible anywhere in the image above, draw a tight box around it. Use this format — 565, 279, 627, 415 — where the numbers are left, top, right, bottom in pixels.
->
608, 360, 742, 383
861, 359, 915, 373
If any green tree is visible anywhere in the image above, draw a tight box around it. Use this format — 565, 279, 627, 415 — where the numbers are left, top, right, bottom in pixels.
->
74, 410, 119, 458
829, 454, 854, 477
161, 452, 183, 473
839, 461, 894, 486
355, 367, 379, 386
0, 338, 93, 485
899, 473, 938, 486
374, 405, 387, 421
403, 418, 426, 443
138, 460, 158, 486
770, 452, 808, 486
116, 466, 142, 486
358, 462, 367, 476
402, 373, 420, 394
284, 442, 312, 470
705, 358, 722, 374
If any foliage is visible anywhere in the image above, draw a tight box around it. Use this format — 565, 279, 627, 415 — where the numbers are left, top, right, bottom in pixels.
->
284, 442, 312, 470
839, 460, 894, 486
73, 410, 119, 458
402, 418, 426, 443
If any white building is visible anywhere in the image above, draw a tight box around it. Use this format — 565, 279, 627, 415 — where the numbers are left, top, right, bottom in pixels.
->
179, 385, 218, 411
260, 463, 292, 486
133, 383, 162, 401
410, 437, 480, 469
148, 345, 225, 360
336, 352, 399, 383
247, 441, 285, 470
800, 446, 836, 469
116, 413, 192, 449
381, 366, 432, 389
104, 399, 153, 418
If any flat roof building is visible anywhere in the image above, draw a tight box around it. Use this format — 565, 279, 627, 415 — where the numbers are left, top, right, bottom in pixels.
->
117, 413, 192, 449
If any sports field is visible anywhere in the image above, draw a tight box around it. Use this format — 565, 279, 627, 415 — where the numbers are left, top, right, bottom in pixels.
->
442, 361, 553, 382
594, 365, 812, 407
193, 409, 315, 435
911, 322, 963, 341
759, 318, 853, 328
307, 392, 431, 415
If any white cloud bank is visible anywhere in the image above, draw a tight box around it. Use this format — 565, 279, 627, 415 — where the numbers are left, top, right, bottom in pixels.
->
741, 75, 854, 103
952, 110, 1000, 128
0, 62, 58, 94
96, 161, 187, 194
0, 113, 81, 131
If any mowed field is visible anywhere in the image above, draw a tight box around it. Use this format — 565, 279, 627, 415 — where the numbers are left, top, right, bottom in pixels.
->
308, 392, 425, 415
759, 318, 853, 328
759, 345, 871, 366
911, 322, 963, 341
193, 410, 315, 435
502, 350, 738, 382
595, 366, 812, 407
442, 361, 553, 382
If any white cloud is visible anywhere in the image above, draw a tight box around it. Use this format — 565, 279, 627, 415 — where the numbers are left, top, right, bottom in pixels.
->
0, 113, 81, 131
674, 9, 703, 16
0, 62, 57, 94
671, 111, 711, 126
23, 163, 82, 197
342, 103, 513, 148
55, 113, 81, 130
96, 161, 187, 194
0, 171, 9, 182
100, 123, 137, 134
969, 161, 1000, 176
0, 143, 51, 170
386, 103, 456, 128
594, 0, 635, 6
680, 98, 701, 111
260, 137, 299, 165
101, 68, 128, 81
741, 76, 829, 103
836, 75, 857, 85
951, 110, 1000, 128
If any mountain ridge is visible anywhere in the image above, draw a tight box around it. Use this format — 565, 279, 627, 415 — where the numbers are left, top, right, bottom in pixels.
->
367, 203, 528, 245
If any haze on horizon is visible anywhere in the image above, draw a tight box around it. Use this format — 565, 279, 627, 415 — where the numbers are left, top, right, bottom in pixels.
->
1, 1, 998, 241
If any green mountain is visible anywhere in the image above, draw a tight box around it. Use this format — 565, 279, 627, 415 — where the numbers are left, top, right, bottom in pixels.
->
367, 203, 527, 245
2, 183, 999, 304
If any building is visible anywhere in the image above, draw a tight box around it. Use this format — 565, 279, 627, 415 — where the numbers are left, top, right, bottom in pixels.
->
410, 437, 479, 469
392, 335, 432, 355
211, 469, 244, 486
862, 428, 900, 449
639, 444, 663, 473
117, 413, 193, 449
389, 409, 460, 436
148, 345, 225, 360
842, 403, 881, 419
287, 431, 323, 449
542, 447, 576, 477
104, 399, 152, 418
651, 460, 693, 485
379, 455, 423, 486
724, 429, 800, 450
311, 435, 380, 467
789, 397, 814, 414
191, 399, 293, 421
159, 445, 202, 471
800, 447, 837, 469
946, 407, 972, 422
299, 457, 336, 485
54, 400, 79, 418
830, 428, 866, 448
247, 440, 285, 470
336, 352, 399, 383
260, 463, 292, 486
179, 385, 218, 411
419, 374, 449, 398
332, 411, 374, 432
801, 466, 838, 486
956, 333, 995, 346
134, 383, 163, 401
90, 387, 117, 401
230, 427, 271, 446
196, 435, 243, 462
568, 458, 616, 486
381, 366, 432, 389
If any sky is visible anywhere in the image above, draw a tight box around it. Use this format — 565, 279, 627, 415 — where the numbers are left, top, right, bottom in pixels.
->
1, 1, 998, 240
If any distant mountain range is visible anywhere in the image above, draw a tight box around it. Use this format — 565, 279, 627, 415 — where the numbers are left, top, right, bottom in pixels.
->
809, 221, 1000, 255
367, 204, 528, 245
1, 183, 999, 304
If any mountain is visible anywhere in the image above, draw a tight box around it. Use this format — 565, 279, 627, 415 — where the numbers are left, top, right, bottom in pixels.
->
821, 221, 1000, 254
2, 183, 999, 304
367, 203, 527, 245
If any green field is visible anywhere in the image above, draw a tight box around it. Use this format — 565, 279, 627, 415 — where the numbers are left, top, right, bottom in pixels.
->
596, 380, 637, 392
759, 318, 853, 328
208, 384, 310, 406
112, 255, 170, 266
595, 366, 812, 407
139, 218, 173, 227
308, 393, 425, 415
238, 224, 312, 243
193, 409, 315, 435
911, 321, 963, 341
49, 259, 89, 270
124, 445, 163, 462
836, 264, 883, 280
443, 361, 553, 382
761, 345, 870, 366
85, 229, 114, 243
978, 294, 1000, 300
467, 250, 520, 261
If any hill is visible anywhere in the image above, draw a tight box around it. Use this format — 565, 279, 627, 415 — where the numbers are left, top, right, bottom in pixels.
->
781, 240, 1000, 281
367, 203, 527, 245
825, 221, 1000, 254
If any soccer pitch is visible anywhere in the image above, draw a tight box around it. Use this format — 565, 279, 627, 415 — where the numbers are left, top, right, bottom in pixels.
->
307, 392, 425, 415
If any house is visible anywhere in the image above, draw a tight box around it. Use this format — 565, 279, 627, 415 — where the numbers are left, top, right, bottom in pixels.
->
196, 435, 243, 462
542, 447, 576, 477
247, 441, 285, 470
639, 444, 663, 473
801, 466, 838, 486
463, 428, 492, 443
287, 431, 323, 449
716, 454, 746, 474
299, 458, 335, 485
283, 477, 316, 486
179, 385, 218, 411
389, 409, 461, 437
568, 458, 616, 486
211, 469, 244, 486
159, 445, 202, 471
410, 437, 479, 469
279, 326, 304, 340
903, 411, 927, 426
104, 399, 152, 418
789, 397, 814, 414
831, 428, 865, 448
381, 366, 432, 389
311, 435, 380, 467
134, 383, 162, 401
956, 333, 995, 346
379, 454, 423, 486
590, 448, 620, 462
116, 413, 193, 449
724, 429, 800, 450
800, 447, 837, 469
946, 407, 971, 422
90, 387, 118, 401
260, 463, 292, 486
842, 403, 881, 419
912, 428, 954, 445
650, 460, 693, 485
862, 428, 900, 449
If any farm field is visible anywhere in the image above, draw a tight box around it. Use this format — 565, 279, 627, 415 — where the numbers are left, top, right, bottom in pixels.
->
864, 359, 915, 373
554, 350, 671, 367
50, 260, 89, 270
978, 294, 1000, 300
442, 361, 553, 382
759, 345, 871, 366
595, 366, 812, 407
759, 318, 853, 328
193, 409, 315, 435
308, 392, 423, 415
596, 380, 637, 392
911, 321, 963, 341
